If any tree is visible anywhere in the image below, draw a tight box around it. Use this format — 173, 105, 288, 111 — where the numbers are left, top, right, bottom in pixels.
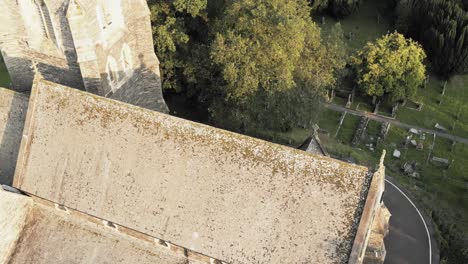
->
329, 0, 362, 17
309, 0, 362, 17
148, 0, 208, 91
210, 0, 345, 132
309, 0, 330, 12
352, 32, 426, 102
395, 0, 468, 78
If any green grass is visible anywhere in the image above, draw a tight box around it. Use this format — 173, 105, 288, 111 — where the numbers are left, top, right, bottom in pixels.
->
366, 120, 380, 139
319, 0, 393, 55
332, 95, 348, 106
353, 95, 374, 112
0, 55, 10, 87
397, 74, 468, 138
316, 108, 341, 134
320, 0, 468, 139
325, 120, 468, 233
336, 114, 360, 143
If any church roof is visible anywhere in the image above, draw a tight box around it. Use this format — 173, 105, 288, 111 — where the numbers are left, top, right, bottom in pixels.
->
10, 79, 373, 263
0, 190, 191, 264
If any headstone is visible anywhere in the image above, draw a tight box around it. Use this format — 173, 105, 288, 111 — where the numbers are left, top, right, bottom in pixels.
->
346, 94, 352, 108
416, 142, 424, 151
402, 161, 417, 175
431, 156, 449, 168
434, 123, 448, 131
393, 149, 401, 158
410, 139, 417, 146
405, 136, 411, 148
442, 81, 447, 95
391, 104, 398, 118
409, 128, 419, 134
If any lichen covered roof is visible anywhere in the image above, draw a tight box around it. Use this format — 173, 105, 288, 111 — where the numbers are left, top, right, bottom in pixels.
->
0, 190, 189, 264
14, 80, 372, 263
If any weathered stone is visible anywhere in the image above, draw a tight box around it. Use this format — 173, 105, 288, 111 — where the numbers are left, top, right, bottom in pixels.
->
0, 190, 190, 264
434, 123, 447, 131
0, 0, 168, 113
0, 88, 28, 185
363, 204, 391, 264
409, 128, 419, 134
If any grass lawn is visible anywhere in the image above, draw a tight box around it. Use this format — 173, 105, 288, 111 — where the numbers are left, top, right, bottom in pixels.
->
316, 108, 341, 134
319, 0, 393, 55
353, 95, 374, 112
398, 74, 468, 138
336, 114, 360, 143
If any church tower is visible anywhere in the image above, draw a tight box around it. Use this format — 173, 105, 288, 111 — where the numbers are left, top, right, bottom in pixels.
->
0, 0, 168, 113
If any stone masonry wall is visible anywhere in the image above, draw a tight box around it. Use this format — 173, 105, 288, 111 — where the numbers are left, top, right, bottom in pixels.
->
1, 0, 166, 112
0, 0, 84, 91
67, 0, 168, 112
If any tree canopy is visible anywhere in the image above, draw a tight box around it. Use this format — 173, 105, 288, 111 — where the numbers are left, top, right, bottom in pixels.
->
395, 0, 468, 78
147, 0, 347, 132
210, 0, 345, 131
149, 0, 208, 92
310, 0, 362, 17
352, 32, 426, 102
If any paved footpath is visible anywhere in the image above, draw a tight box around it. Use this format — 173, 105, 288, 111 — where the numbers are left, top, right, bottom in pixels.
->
324, 103, 468, 145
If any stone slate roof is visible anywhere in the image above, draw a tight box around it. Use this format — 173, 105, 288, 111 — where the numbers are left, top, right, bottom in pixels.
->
298, 134, 328, 156
10, 79, 373, 264
0, 190, 190, 264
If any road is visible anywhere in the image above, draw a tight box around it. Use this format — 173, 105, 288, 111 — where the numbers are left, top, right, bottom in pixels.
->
324, 103, 468, 145
383, 179, 438, 264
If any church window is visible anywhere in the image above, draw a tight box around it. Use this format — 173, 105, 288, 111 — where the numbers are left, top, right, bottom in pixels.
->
106, 56, 120, 91
121, 44, 132, 73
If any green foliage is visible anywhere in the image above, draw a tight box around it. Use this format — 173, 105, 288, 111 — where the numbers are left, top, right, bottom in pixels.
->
210, 0, 345, 131
148, 0, 208, 91
432, 207, 468, 264
329, 0, 362, 17
0, 54, 10, 87
352, 32, 426, 101
310, 0, 362, 17
395, 0, 468, 78
309, 0, 330, 12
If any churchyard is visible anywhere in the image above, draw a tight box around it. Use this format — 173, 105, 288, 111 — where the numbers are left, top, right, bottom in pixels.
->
315, 0, 468, 251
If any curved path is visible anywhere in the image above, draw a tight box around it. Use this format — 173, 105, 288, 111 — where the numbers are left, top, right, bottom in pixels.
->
324, 103, 468, 145
383, 179, 439, 264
